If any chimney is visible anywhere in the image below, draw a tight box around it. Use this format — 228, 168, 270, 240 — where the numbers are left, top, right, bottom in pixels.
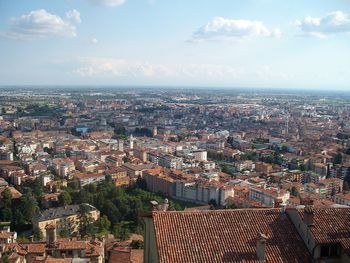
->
150, 200, 159, 211
160, 198, 169, 211
280, 203, 287, 214
257, 232, 268, 261
150, 199, 169, 211
45, 224, 57, 244
303, 206, 314, 227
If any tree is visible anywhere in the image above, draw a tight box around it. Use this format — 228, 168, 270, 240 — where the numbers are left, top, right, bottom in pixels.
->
19, 192, 39, 222
58, 227, 70, 238
33, 228, 43, 241
1, 253, 10, 263
333, 153, 343, 165
290, 186, 298, 196
68, 179, 79, 190
1, 188, 12, 208
11, 209, 25, 230
208, 199, 217, 207
95, 215, 111, 235
331, 187, 337, 196
113, 221, 131, 241
0, 188, 13, 221
299, 163, 307, 171
59, 192, 72, 206
130, 240, 144, 249
77, 204, 95, 237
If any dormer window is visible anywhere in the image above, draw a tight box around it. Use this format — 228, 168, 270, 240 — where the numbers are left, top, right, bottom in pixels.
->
320, 244, 340, 258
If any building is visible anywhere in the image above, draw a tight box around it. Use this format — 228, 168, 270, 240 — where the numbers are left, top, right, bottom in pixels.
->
143, 168, 175, 197
249, 187, 290, 207
192, 149, 207, 162
175, 181, 234, 206
255, 162, 272, 174
334, 192, 350, 206
0, 225, 104, 263
32, 204, 100, 238
143, 208, 311, 263
288, 207, 350, 261
73, 172, 105, 187
122, 163, 155, 178
158, 154, 183, 169
0, 227, 17, 244
51, 158, 75, 178
144, 207, 350, 263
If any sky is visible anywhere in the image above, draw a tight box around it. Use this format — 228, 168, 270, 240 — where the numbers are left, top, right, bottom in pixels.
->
1, 0, 350, 89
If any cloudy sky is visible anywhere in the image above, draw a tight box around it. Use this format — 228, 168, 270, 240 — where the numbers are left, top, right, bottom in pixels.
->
1, 0, 350, 89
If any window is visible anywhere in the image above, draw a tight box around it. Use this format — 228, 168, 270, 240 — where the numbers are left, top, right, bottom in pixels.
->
320, 246, 329, 257
330, 244, 340, 257
320, 245, 340, 258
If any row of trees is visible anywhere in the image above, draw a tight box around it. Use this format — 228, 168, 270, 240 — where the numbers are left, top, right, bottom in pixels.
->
1, 175, 192, 241
62, 176, 187, 240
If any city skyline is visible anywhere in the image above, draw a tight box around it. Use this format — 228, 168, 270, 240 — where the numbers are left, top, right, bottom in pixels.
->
1, 0, 350, 89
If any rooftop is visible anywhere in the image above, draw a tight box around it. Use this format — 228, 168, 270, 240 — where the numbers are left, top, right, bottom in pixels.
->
150, 208, 311, 263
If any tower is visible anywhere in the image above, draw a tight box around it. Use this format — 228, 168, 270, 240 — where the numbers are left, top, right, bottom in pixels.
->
45, 224, 57, 244
285, 115, 289, 135
153, 127, 158, 137
118, 139, 124, 152
129, 134, 135, 149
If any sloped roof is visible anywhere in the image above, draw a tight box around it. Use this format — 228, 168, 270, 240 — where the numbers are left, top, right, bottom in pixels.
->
298, 207, 350, 255
151, 208, 311, 263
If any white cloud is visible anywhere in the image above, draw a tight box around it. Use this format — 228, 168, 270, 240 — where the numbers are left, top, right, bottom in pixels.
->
3, 9, 80, 40
86, 0, 125, 7
90, 38, 98, 44
72, 57, 241, 79
65, 9, 81, 24
73, 57, 173, 77
296, 11, 350, 38
191, 17, 281, 42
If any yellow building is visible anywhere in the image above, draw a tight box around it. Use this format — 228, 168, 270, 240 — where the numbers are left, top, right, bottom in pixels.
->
32, 203, 100, 239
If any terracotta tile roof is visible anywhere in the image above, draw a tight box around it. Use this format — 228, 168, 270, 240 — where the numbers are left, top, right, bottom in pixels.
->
109, 248, 131, 263
130, 249, 143, 263
151, 209, 311, 263
108, 247, 143, 263
0, 187, 23, 199
297, 207, 350, 255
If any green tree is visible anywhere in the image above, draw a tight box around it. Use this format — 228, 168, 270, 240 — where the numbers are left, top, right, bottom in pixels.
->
130, 240, 144, 249
77, 204, 95, 237
59, 192, 72, 206
58, 227, 70, 238
1, 188, 12, 208
95, 215, 111, 235
68, 179, 79, 190
333, 153, 343, 165
11, 209, 26, 230
290, 186, 298, 196
33, 228, 43, 241
19, 192, 39, 222
1, 253, 10, 263
0, 188, 13, 221
113, 221, 131, 241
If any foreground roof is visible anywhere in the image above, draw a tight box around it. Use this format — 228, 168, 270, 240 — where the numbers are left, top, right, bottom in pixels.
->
152, 208, 311, 263
298, 207, 350, 255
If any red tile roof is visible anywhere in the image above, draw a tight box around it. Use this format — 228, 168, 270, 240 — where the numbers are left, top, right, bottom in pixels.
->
151, 209, 311, 263
298, 207, 350, 255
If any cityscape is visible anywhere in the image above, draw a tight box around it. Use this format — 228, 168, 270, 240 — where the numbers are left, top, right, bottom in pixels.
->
2, 0, 350, 263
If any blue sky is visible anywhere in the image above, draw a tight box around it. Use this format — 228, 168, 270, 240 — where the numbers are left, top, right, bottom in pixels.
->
1, 0, 350, 89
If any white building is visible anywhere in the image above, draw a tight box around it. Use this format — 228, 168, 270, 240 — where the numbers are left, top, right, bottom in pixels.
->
249, 187, 290, 207
192, 149, 207, 162
334, 193, 350, 206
